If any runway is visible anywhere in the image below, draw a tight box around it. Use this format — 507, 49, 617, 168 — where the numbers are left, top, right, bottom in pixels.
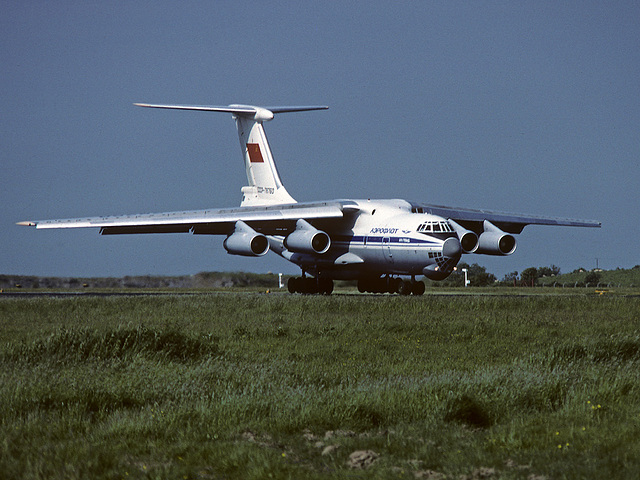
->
2, 290, 635, 298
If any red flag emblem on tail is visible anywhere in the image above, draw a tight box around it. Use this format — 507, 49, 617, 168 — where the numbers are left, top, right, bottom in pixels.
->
247, 143, 264, 163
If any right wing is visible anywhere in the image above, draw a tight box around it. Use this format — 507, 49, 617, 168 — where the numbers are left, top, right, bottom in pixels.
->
18, 201, 357, 236
415, 203, 601, 234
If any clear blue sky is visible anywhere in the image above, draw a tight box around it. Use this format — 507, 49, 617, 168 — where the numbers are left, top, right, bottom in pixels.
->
2, 1, 638, 279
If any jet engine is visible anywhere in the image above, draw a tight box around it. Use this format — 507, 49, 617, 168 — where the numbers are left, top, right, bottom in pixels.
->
476, 220, 517, 256
283, 219, 331, 254
448, 219, 479, 254
223, 220, 269, 257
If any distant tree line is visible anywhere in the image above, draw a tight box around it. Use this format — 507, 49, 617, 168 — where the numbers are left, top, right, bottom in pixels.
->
2, 265, 638, 290
429, 263, 618, 288
499, 265, 562, 287
0, 272, 279, 290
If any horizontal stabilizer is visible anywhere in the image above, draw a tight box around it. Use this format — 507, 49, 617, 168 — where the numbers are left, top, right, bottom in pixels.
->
134, 103, 328, 121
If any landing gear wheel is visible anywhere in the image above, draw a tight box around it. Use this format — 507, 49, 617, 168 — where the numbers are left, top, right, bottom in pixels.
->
288, 276, 332, 295
287, 277, 297, 294
411, 280, 425, 296
318, 278, 334, 295
303, 277, 318, 294
397, 279, 412, 296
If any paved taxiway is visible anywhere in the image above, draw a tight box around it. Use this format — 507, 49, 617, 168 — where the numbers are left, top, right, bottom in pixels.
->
2, 290, 637, 298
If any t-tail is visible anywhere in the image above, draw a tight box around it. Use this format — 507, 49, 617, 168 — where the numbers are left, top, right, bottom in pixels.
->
134, 103, 327, 206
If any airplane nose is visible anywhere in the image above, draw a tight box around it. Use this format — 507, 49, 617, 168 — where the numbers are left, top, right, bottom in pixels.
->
442, 237, 462, 258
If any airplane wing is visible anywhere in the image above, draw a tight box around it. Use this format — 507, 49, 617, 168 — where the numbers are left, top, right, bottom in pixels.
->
415, 203, 601, 234
17, 201, 358, 236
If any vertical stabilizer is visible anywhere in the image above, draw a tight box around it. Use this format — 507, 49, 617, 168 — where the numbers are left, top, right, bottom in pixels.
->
234, 110, 296, 206
134, 103, 327, 207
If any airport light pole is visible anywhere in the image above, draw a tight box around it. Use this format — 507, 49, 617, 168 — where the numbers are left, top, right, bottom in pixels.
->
461, 268, 470, 287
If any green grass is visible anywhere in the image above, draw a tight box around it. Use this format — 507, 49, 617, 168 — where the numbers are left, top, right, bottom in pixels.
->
1, 293, 639, 479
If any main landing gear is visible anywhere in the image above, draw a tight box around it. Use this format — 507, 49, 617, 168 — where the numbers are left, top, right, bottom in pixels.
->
357, 276, 425, 295
288, 276, 334, 295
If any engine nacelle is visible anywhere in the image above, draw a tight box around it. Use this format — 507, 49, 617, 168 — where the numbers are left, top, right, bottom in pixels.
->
448, 219, 478, 254
283, 219, 331, 254
223, 220, 269, 257
475, 220, 517, 256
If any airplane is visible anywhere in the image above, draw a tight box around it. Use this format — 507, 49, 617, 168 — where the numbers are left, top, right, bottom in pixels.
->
18, 103, 601, 295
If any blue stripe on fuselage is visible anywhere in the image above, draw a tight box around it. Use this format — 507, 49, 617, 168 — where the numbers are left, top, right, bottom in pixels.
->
333, 235, 438, 246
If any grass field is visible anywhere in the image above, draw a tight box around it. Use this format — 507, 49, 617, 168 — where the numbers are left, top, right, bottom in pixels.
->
1, 291, 639, 479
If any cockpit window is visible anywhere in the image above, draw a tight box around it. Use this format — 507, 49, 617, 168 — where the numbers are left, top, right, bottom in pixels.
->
417, 221, 453, 233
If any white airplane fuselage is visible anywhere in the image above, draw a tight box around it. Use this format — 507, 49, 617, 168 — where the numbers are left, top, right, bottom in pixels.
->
268, 199, 461, 281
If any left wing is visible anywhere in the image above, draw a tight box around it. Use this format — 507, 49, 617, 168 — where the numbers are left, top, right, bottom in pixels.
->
18, 201, 356, 236
414, 203, 601, 234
